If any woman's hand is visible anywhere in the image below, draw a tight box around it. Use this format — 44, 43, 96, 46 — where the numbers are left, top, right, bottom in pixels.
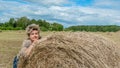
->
32, 40, 40, 46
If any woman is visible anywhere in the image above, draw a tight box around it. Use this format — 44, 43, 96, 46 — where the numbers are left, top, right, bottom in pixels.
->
13, 24, 41, 68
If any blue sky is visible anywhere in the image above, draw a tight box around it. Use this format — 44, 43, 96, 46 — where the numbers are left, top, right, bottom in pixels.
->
0, 0, 120, 27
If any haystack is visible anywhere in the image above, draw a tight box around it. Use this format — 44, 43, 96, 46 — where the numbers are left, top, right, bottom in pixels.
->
18, 32, 120, 68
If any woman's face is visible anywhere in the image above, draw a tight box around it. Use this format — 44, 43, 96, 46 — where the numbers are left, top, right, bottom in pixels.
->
29, 30, 39, 42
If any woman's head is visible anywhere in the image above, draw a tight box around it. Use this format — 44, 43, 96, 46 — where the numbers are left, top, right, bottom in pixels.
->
26, 24, 41, 42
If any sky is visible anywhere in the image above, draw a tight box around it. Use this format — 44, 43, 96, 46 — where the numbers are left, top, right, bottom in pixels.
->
0, 0, 120, 27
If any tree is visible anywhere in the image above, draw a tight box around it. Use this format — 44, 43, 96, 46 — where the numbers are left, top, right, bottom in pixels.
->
16, 16, 30, 29
50, 23, 63, 31
8, 18, 15, 27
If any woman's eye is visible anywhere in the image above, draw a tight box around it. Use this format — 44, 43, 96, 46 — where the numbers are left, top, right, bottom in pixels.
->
31, 33, 34, 35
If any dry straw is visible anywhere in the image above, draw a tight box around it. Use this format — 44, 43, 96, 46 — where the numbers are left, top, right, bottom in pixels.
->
18, 32, 120, 68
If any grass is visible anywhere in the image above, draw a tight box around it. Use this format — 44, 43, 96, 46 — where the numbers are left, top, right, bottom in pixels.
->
0, 31, 24, 68
0, 30, 120, 68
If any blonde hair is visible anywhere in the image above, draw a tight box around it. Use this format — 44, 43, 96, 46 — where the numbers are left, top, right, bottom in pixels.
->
26, 24, 41, 39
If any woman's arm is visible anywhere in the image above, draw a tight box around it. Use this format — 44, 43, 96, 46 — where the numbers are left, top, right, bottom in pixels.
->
24, 40, 39, 57
24, 44, 34, 57
19, 39, 42, 58
18, 40, 34, 58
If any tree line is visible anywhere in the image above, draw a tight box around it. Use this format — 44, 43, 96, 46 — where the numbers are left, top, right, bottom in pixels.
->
0, 16, 120, 32
65, 25, 120, 32
0, 16, 63, 31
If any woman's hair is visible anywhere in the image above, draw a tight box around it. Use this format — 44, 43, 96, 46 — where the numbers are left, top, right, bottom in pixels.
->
26, 24, 41, 39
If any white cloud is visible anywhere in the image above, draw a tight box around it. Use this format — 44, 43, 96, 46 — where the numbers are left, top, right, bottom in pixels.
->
48, 6, 120, 26
93, 0, 120, 9
0, 0, 120, 27
24, 0, 70, 6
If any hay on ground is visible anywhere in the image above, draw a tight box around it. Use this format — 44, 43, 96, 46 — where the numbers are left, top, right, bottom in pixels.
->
18, 32, 120, 68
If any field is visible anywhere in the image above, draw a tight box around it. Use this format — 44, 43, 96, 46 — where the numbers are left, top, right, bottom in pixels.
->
0, 31, 120, 68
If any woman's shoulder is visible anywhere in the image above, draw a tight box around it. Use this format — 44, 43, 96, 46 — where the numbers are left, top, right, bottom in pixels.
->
22, 39, 32, 48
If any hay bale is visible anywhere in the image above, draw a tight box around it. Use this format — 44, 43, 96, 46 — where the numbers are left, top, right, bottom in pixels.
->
18, 32, 120, 68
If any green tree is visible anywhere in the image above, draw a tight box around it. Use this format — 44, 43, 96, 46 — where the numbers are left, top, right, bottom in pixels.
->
16, 16, 30, 29
50, 23, 63, 31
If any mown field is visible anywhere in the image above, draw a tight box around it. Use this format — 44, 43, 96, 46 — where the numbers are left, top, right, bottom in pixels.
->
0, 31, 120, 68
